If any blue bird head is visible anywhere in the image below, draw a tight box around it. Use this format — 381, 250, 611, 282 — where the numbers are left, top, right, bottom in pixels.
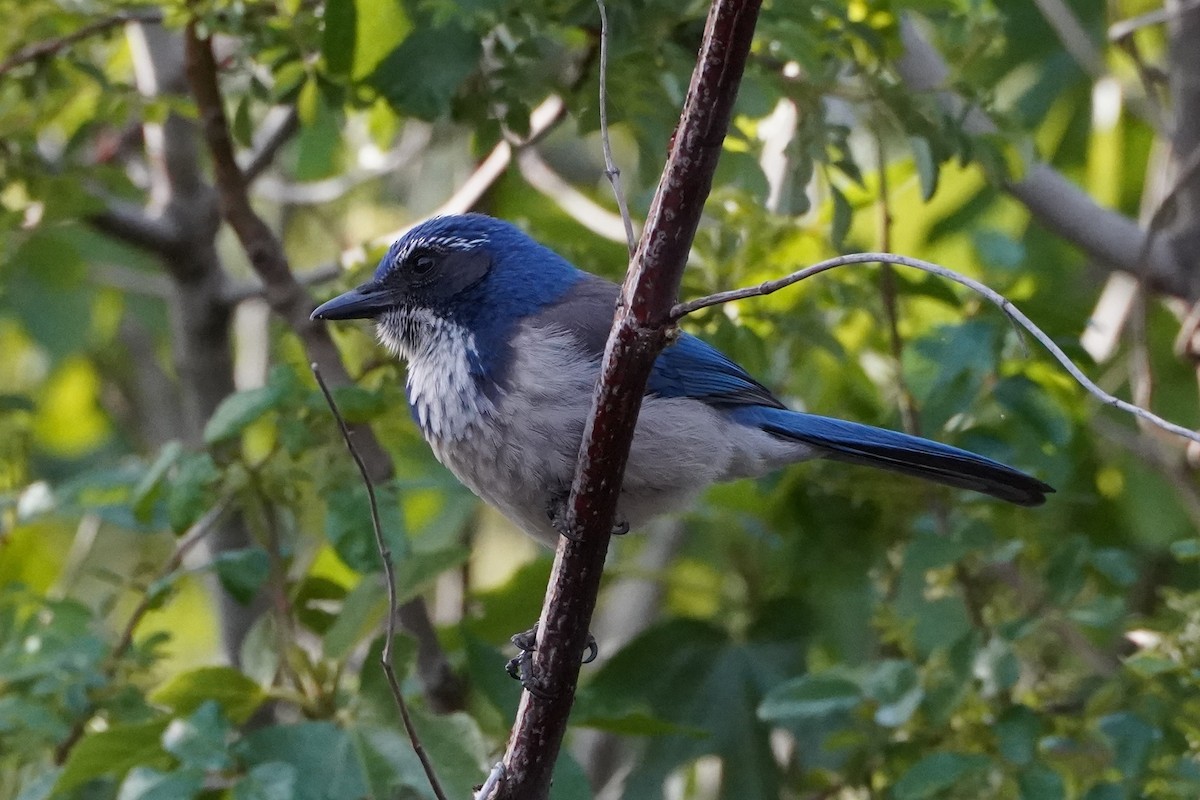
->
311, 214, 583, 359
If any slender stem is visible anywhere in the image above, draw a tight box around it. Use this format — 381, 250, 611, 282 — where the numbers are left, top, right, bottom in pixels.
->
55, 502, 228, 764
312, 364, 448, 800
672, 252, 1200, 446
595, 0, 638, 256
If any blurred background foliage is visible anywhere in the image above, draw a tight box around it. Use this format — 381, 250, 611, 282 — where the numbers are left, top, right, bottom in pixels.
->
2, 0, 1199, 798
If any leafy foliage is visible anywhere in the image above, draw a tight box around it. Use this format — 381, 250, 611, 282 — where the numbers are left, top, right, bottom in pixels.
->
1, 0, 1197, 798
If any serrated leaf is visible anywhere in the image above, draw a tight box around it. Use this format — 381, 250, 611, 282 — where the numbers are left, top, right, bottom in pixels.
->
204, 386, 283, 445
150, 666, 265, 725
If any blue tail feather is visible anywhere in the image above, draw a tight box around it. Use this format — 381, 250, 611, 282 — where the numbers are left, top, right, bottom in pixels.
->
732, 406, 1053, 507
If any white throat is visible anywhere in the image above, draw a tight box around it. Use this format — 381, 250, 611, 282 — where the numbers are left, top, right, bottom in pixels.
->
377, 307, 496, 441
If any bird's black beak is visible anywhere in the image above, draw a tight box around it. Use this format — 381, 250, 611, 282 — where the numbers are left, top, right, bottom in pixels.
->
311, 282, 390, 321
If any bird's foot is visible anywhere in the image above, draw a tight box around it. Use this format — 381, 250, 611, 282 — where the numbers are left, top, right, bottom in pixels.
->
505, 625, 599, 697
546, 493, 630, 540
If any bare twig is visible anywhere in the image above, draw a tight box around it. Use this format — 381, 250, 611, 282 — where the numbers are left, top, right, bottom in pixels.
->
184, 21, 464, 710
224, 95, 567, 306
55, 501, 229, 764
672, 252, 1200, 446
312, 364, 447, 800
895, 14, 1188, 298
594, 0, 638, 256
242, 107, 300, 184
1110, 0, 1200, 43
0, 9, 163, 76
493, 2, 763, 797
872, 133, 919, 436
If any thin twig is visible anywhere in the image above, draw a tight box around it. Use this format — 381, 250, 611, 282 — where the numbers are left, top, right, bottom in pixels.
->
671, 252, 1200, 446
224, 95, 568, 306
54, 501, 229, 764
872, 133, 919, 437
594, 0, 638, 256
311, 364, 448, 800
0, 9, 163, 76
242, 107, 300, 184
185, 21, 464, 712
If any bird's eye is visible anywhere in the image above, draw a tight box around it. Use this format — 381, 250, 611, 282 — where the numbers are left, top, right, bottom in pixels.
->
411, 254, 437, 276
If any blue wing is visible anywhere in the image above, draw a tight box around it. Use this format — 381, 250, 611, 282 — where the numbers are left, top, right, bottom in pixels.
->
648, 333, 785, 410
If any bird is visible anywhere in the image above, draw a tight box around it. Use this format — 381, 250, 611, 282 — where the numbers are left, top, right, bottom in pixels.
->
312, 213, 1053, 550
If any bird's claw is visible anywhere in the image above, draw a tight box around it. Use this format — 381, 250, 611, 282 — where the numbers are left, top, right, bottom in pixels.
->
505, 625, 599, 696
546, 494, 629, 540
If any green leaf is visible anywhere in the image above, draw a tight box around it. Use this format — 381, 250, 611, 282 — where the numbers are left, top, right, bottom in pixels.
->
863, 659, 923, 727
1170, 538, 1200, 562
1018, 763, 1066, 800
324, 483, 407, 573
162, 701, 233, 772
758, 674, 861, 722
995, 705, 1039, 766
235, 722, 368, 800
167, 452, 220, 532
370, 23, 481, 120
1098, 712, 1159, 782
350, 713, 488, 799
322, 578, 388, 660
575, 708, 708, 737
55, 720, 171, 793
910, 135, 939, 199
350, 0, 411, 79
150, 666, 265, 725
830, 184, 852, 248
116, 766, 204, 800
393, 544, 470, 605
132, 440, 183, 523
892, 752, 990, 800
1122, 651, 1179, 677
214, 547, 270, 605
322, 0, 356, 77
204, 385, 283, 445
234, 762, 298, 800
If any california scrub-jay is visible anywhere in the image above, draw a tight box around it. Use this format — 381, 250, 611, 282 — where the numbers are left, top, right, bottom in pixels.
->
312, 214, 1052, 548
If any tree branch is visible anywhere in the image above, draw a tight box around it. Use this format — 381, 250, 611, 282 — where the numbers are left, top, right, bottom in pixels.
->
242, 107, 300, 184
489, 1, 763, 797
0, 9, 162, 76
895, 14, 1191, 299
183, 22, 464, 710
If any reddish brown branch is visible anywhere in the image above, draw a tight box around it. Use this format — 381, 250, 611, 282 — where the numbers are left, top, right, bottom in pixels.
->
489, 1, 763, 797
182, 22, 465, 711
